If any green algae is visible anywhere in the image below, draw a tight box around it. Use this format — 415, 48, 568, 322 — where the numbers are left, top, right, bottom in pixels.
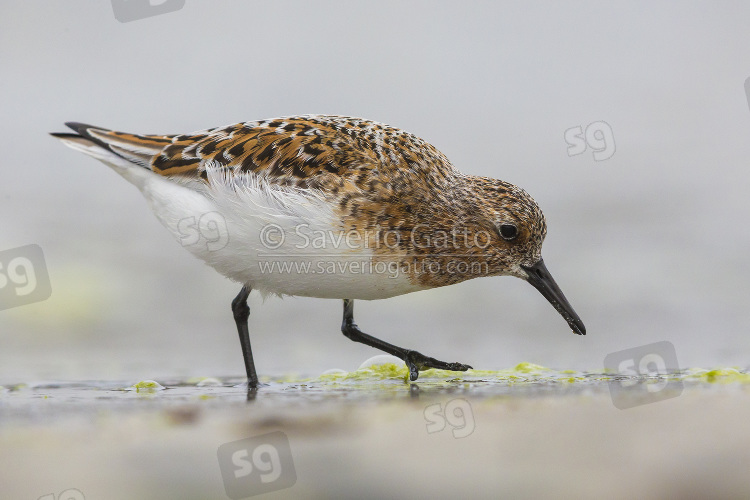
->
317, 362, 409, 382
512, 362, 549, 373
687, 368, 750, 384
127, 380, 165, 393
308, 361, 562, 387
285, 363, 750, 390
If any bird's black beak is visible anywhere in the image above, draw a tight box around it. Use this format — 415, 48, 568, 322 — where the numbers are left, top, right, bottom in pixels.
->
521, 259, 586, 335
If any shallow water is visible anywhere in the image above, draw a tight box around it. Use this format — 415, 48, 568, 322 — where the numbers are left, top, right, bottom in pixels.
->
2, 362, 748, 420
2, 363, 750, 499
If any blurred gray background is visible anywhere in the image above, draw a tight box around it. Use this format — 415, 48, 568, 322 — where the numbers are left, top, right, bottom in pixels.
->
2, 1, 749, 383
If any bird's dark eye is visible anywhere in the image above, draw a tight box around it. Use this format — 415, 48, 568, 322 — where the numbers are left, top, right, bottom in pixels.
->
499, 224, 518, 240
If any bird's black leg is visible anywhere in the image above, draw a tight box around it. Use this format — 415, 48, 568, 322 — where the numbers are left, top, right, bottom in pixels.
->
232, 286, 259, 388
340, 299, 472, 382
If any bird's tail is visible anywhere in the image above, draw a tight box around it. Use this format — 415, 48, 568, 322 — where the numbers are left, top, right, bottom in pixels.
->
50, 122, 175, 171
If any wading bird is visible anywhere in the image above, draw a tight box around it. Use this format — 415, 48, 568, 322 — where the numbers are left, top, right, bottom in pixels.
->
52, 115, 585, 387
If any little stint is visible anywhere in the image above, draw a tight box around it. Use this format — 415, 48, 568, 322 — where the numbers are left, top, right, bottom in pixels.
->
52, 115, 585, 386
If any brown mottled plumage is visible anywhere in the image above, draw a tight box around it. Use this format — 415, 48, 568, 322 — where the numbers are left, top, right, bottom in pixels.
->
84, 116, 548, 288
52, 115, 585, 386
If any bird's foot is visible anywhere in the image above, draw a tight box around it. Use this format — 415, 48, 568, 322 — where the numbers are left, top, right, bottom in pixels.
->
403, 350, 472, 381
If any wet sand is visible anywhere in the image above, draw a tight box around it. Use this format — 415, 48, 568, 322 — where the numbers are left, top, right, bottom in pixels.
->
2, 365, 750, 499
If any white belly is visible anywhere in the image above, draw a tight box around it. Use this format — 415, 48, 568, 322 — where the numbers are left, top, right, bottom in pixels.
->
138, 169, 425, 300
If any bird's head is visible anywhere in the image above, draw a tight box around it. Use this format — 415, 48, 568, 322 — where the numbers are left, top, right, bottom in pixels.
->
470, 176, 586, 336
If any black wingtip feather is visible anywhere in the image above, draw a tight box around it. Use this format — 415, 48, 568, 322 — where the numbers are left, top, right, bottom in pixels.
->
60, 122, 118, 154
50, 132, 82, 139
64, 122, 110, 135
